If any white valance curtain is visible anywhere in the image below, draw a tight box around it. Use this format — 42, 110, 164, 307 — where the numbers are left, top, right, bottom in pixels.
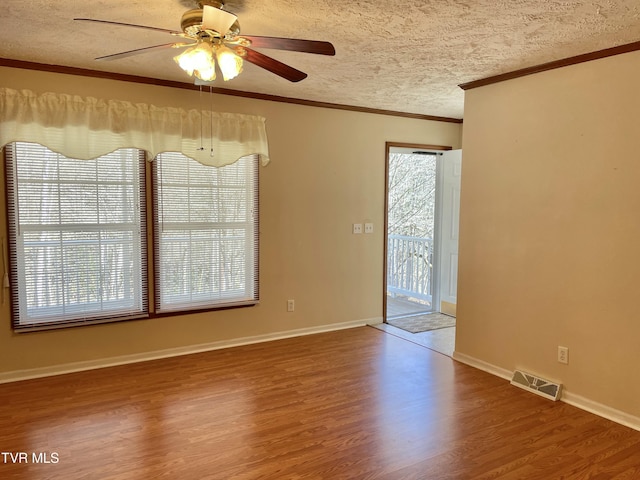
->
0, 87, 270, 167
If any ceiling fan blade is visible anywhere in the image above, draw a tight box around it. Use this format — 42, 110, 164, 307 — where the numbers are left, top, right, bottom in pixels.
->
74, 18, 181, 35
202, 5, 237, 35
95, 43, 189, 61
242, 48, 307, 82
241, 35, 336, 56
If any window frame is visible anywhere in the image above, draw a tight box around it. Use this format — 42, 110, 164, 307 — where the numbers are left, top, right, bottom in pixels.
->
151, 152, 260, 314
4, 142, 149, 331
3, 143, 260, 332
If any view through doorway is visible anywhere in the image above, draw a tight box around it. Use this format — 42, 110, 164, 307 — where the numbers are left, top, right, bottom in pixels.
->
386, 149, 437, 319
382, 143, 460, 357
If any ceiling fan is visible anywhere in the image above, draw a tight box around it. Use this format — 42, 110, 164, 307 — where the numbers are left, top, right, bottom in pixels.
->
74, 0, 336, 83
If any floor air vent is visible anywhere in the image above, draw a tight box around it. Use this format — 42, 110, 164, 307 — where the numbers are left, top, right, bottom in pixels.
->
510, 370, 562, 401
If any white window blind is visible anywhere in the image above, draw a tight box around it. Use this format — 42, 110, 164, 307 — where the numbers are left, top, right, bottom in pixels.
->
153, 152, 259, 312
5, 142, 148, 330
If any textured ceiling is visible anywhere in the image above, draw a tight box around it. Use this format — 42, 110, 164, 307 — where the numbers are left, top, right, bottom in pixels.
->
2, 0, 640, 119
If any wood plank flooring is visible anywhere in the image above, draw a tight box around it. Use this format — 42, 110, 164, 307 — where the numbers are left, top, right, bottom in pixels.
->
375, 322, 456, 357
0, 326, 639, 479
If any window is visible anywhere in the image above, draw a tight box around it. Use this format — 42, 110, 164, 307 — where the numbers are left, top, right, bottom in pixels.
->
5, 142, 148, 330
153, 152, 259, 312
4, 142, 259, 331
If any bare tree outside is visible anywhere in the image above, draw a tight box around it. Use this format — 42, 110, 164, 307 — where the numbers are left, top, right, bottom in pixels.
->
387, 153, 437, 238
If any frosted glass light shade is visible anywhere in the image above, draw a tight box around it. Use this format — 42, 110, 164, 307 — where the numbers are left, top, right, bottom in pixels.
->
216, 46, 243, 81
174, 42, 216, 81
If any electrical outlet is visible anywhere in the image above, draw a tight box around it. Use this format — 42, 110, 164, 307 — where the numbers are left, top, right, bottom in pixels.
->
558, 346, 569, 364
364, 223, 373, 234
287, 299, 295, 312
353, 223, 363, 234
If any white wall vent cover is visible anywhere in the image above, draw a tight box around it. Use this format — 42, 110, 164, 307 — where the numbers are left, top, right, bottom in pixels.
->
510, 370, 562, 401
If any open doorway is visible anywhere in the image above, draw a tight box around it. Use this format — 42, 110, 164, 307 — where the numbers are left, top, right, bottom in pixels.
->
386, 148, 438, 318
382, 143, 461, 356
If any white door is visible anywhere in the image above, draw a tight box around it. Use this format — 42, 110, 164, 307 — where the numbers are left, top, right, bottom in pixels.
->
438, 150, 462, 315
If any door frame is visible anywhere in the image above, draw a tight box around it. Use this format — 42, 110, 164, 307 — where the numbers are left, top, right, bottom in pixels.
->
383, 142, 452, 322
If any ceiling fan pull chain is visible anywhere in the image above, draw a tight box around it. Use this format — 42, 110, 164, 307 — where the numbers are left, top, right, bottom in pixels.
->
198, 85, 204, 151
209, 86, 215, 157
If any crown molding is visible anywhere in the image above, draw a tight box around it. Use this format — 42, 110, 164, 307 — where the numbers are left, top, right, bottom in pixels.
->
0, 58, 463, 124
459, 40, 640, 91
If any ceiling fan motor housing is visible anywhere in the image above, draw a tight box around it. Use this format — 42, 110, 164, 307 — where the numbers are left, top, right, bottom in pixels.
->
182, 2, 240, 37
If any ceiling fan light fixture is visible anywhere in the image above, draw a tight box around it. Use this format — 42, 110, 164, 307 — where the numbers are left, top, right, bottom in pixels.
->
174, 41, 216, 81
216, 45, 243, 81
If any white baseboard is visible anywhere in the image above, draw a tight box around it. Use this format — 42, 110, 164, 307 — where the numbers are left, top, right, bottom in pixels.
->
0, 318, 371, 384
452, 351, 512, 380
561, 392, 640, 432
451, 351, 640, 432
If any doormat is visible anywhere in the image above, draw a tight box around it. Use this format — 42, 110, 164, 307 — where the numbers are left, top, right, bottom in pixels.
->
387, 312, 456, 334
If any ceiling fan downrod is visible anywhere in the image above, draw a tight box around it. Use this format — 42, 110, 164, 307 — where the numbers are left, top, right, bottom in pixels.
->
198, 0, 225, 8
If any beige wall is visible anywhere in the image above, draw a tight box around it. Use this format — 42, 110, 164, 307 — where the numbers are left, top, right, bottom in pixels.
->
457, 51, 640, 417
0, 66, 461, 374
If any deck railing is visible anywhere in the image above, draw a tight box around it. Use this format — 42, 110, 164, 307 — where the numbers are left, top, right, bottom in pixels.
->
387, 234, 433, 303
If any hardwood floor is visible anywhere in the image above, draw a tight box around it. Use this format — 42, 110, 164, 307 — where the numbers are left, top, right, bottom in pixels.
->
1, 326, 639, 479
374, 322, 456, 357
